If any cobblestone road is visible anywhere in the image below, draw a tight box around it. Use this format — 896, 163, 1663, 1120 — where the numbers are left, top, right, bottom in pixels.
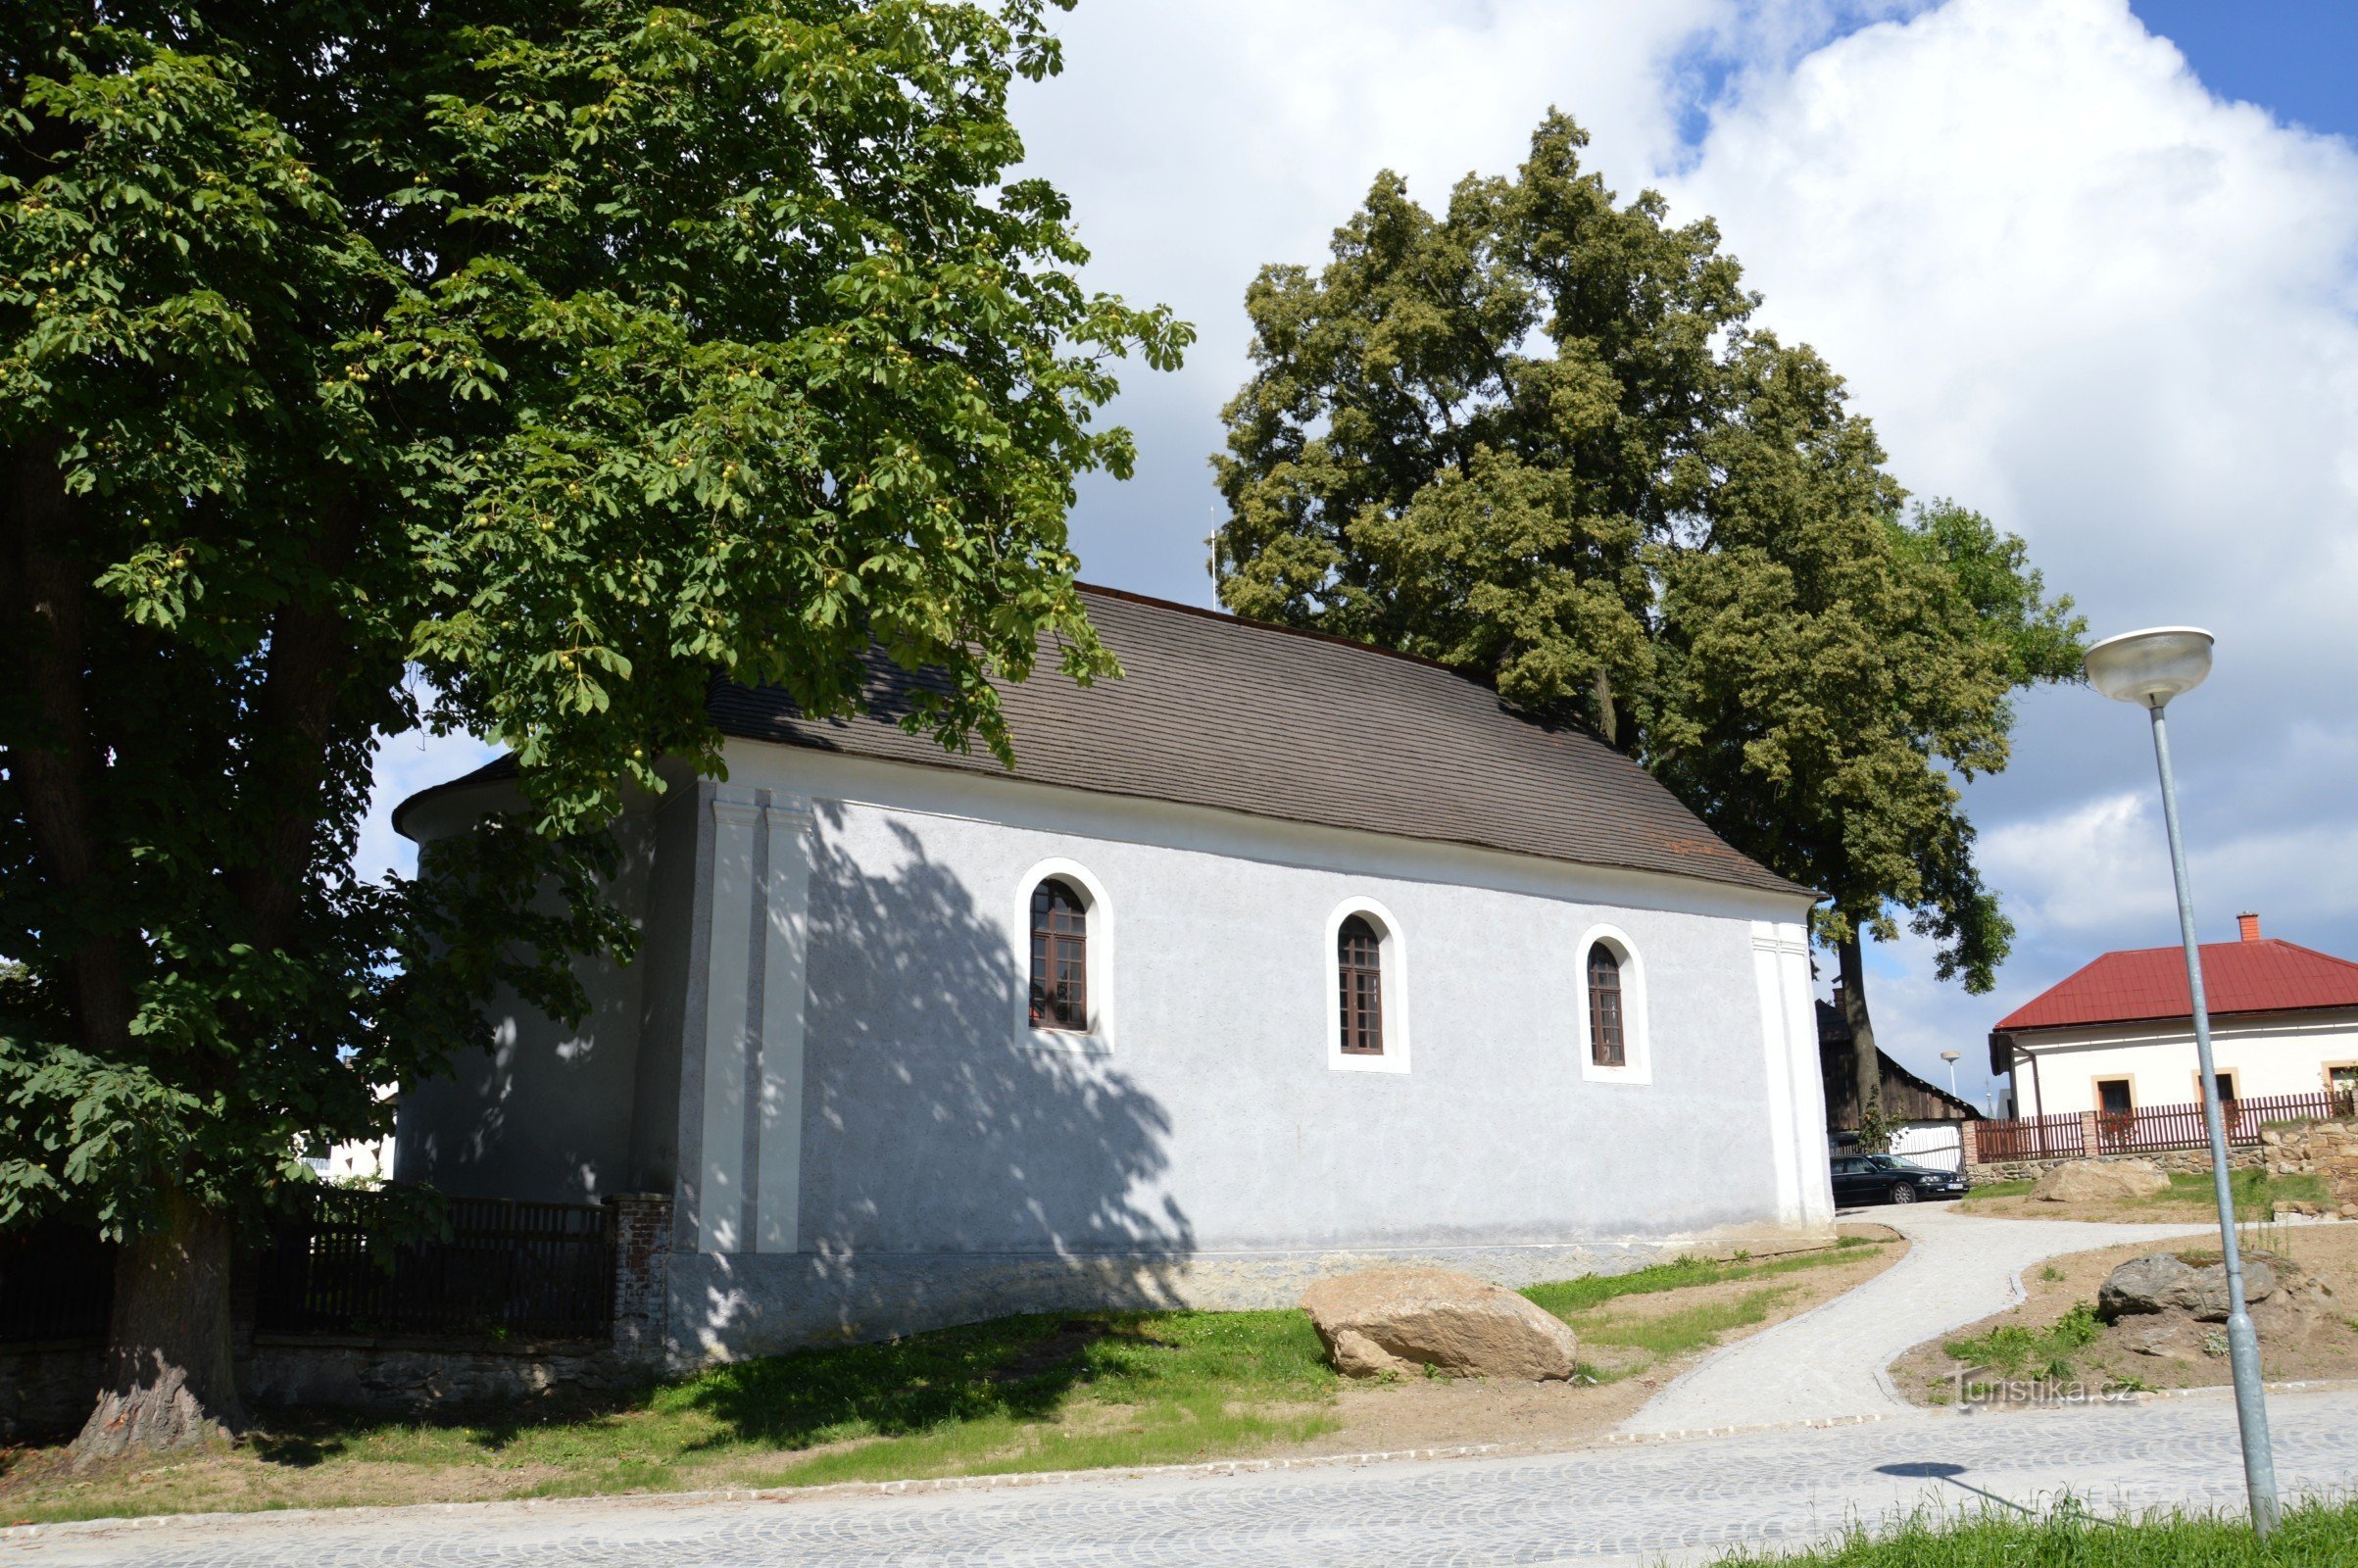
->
10, 1388, 2351, 1567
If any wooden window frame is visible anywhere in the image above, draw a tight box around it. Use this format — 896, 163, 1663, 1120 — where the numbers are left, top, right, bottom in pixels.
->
1586, 944, 1626, 1068
1028, 878, 1089, 1033
1011, 858, 1113, 1054
1575, 924, 1650, 1084
1325, 899, 1409, 1074
1336, 915, 1384, 1055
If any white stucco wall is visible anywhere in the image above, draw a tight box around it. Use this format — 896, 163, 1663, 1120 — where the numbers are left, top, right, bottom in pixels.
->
393, 788, 664, 1203
2011, 1010, 2358, 1117
392, 738, 1838, 1353
657, 741, 1831, 1342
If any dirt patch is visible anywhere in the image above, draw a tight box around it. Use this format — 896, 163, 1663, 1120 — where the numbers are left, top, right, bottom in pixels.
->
0, 1446, 581, 1524
1302, 1226, 1906, 1455
1890, 1221, 2358, 1405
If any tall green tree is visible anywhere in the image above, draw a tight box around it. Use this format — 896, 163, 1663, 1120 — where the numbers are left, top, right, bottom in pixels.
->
1212, 114, 2082, 1121
1212, 113, 1748, 747
1, 0, 1184, 1455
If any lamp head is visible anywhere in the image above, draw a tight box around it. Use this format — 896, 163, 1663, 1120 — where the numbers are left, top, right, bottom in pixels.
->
2083, 626, 2214, 709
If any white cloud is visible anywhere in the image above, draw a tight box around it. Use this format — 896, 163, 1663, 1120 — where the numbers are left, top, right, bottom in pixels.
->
1981, 791, 2170, 936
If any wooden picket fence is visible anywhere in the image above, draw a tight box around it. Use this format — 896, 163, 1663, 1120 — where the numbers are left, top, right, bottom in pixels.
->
1974, 1111, 2086, 1162
1980, 1088, 2355, 1165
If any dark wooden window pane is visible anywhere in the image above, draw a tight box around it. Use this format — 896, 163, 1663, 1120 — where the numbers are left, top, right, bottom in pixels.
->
1028, 879, 1088, 1031
1587, 944, 1625, 1067
1338, 914, 1384, 1054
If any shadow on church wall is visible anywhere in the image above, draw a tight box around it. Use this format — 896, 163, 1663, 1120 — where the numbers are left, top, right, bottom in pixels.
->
680, 809, 1194, 1354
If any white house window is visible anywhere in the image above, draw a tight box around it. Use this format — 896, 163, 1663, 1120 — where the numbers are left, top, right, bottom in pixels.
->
1575, 924, 1649, 1084
1325, 899, 1409, 1074
1012, 858, 1113, 1054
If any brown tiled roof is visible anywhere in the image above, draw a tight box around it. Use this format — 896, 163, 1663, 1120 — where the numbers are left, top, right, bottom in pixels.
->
698, 585, 1804, 899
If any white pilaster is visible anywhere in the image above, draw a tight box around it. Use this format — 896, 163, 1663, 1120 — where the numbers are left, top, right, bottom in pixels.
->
1749, 922, 1804, 1222
696, 792, 760, 1252
1774, 923, 1837, 1226
755, 797, 814, 1253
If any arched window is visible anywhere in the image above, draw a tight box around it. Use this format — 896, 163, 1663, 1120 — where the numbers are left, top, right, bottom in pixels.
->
1587, 943, 1625, 1067
1029, 879, 1088, 1031
1337, 914, 1385, 1055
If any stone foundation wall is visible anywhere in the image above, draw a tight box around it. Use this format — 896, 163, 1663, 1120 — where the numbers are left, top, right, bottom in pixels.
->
2262, 1117, 2358, 1215
240, 1334, 649, 1413
1965, 1145, 2262, 1186
0, 1343, 105, 1442
665, 1220, 1838, 1365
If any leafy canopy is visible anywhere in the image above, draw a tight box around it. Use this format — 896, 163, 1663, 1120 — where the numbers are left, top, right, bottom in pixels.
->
1212, 112, 2081, 989
0, 0, 1186, 1236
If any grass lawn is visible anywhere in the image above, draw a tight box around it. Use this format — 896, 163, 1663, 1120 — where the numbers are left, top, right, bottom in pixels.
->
0, 1238, 1893, 1525
1709, 1498, 2358, 1565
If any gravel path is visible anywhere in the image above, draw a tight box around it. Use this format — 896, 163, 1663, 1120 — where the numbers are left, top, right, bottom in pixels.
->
1623, 1204, 2215, 1435
8, 1389, 2351, 1567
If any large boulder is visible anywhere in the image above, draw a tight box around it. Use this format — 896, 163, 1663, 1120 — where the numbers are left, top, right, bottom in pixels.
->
2097, 1252, 2280, 1323
1300, 1267, 1579, 1381
2033, 1158, 2169, 1203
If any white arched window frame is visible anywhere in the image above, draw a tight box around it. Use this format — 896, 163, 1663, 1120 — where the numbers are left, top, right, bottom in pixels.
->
1324, 897, 1410, 1074
1574, 923, 1651, 1084
1012, 858, 1114, 1054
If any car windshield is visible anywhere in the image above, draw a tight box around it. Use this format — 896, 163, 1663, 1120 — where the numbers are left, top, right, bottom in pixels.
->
1868, 1156, 1918, 1171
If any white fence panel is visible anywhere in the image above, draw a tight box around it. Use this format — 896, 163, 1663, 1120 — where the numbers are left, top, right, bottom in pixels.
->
1891, 1121, 1964, 1171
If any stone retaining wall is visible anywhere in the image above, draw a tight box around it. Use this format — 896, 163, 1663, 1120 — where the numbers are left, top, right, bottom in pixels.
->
1965, 1145, 2262, 1186
2262, 1117, 2358, 1215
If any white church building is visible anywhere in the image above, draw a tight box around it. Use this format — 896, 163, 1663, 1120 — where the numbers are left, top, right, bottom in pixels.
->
394, 586, 1836, 1359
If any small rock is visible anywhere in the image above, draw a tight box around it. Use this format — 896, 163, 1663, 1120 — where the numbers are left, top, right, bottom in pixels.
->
1300, 1267, 1579, 1382
2096, 1252, 2277, 1323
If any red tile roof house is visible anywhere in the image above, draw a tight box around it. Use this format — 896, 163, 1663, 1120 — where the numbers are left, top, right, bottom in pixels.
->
1988, 913, 2358, 1124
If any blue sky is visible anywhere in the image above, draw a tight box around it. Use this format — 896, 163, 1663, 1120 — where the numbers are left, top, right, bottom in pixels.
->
363, 0, 2358, 1117
2131, 2, 2358, 141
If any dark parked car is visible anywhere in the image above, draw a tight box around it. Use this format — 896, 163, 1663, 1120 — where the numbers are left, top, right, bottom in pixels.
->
1830, 1152, 1969, 1206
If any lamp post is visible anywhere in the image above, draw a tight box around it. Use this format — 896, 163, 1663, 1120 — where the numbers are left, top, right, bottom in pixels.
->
2083, 626, 2280, 1536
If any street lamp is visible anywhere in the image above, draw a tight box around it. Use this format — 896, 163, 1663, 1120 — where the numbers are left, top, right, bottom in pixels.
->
2084, 625, 2280, 1537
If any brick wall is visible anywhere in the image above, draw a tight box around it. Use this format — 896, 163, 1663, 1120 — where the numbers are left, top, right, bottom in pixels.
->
605, 1192, 672, 1363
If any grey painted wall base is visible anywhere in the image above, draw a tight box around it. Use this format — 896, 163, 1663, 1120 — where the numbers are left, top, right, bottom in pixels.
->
666, 1223, 1837, 1363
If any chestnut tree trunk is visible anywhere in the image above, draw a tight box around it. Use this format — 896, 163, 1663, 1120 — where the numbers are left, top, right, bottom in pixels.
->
72, 1192, 244, 1461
